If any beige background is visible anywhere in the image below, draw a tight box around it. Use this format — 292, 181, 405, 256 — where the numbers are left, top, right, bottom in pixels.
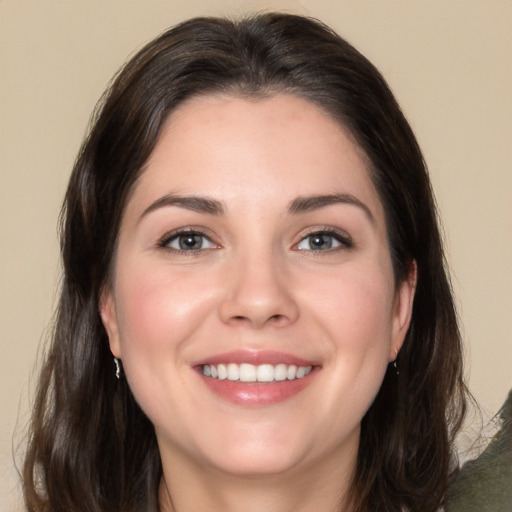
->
1, 1, 511, 510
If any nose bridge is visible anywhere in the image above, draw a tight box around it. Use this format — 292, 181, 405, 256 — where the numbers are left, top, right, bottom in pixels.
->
219, 240, 299, 328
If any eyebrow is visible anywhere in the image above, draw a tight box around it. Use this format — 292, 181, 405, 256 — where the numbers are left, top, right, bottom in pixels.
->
288, 194, 375, 223
139, 194, 225, 221
139, 192, 374, 223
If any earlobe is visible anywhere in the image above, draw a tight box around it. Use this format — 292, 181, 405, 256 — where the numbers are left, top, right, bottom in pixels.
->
390, 260, 417, 360
99, 288, 122, 358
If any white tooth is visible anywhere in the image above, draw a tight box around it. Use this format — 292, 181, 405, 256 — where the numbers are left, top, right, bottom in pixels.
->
227, 363, 239, 381
274, 364, 287, 381
217, 364, 227, 380
296, 366, 306, 379
257, 364, 275, 382
205, 362, 311, 382
287, 365, 297, 380
239, 363, 257, 382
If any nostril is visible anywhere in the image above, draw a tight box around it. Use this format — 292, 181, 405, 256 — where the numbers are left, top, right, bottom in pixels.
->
228, 313, 288, 327
269, 314, 287, 324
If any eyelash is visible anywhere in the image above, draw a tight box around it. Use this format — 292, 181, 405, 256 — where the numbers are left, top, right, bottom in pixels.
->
156, 227, 353, 255
295, 228, 353, 252
157, 228, 216, 255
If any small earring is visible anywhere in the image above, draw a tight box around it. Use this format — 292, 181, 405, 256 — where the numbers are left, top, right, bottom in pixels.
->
114, 357, 121, 380
393, 349, 399, 375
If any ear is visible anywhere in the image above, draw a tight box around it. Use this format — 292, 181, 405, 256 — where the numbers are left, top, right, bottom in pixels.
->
389, 260, 417, 361
99, 287, 122, 358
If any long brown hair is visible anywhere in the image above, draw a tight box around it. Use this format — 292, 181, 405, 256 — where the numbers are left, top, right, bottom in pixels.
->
23, 13, 468, 512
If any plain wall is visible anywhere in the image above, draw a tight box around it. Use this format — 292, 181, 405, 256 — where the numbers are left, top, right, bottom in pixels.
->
1, 1, 511, 510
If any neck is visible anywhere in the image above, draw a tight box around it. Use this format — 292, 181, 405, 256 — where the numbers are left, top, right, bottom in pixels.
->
158, 436, 358, 512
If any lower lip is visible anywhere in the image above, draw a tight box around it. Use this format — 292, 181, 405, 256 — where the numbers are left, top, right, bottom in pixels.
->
197, 369, 318, 407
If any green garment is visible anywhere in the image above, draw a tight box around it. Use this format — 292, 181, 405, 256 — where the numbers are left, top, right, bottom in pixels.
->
445, 390, 512, 512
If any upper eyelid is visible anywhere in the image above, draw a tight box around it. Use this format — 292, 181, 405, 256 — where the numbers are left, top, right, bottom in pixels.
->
297, 226, 352, 241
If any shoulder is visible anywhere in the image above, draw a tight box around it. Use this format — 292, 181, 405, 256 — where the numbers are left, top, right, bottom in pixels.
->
445, 389, 512, 512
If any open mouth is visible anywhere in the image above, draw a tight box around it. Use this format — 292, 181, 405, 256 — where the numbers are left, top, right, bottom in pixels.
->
195, 353, 319, 406
193, 350, 319, 406
202, 363, 313, 383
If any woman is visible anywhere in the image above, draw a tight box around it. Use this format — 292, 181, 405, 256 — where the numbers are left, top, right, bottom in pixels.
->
22, 13, 468, 512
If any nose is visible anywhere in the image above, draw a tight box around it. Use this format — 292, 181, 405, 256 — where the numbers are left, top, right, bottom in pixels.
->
218, 251, 300, 329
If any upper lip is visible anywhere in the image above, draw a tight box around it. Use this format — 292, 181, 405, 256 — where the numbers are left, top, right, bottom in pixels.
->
192, 349, 319, 367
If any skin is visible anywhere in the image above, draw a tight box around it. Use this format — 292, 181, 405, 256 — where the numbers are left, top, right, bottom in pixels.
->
100, 94, 416, 512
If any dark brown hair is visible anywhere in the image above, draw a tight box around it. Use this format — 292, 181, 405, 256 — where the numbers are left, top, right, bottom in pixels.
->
23, 13, 467, 512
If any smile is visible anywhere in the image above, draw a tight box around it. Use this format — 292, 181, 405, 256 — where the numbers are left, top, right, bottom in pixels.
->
195, 351, 319, 406
202, 363, 313, 382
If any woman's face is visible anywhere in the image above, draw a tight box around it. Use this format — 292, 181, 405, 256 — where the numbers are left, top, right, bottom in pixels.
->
101, 94, 415, 478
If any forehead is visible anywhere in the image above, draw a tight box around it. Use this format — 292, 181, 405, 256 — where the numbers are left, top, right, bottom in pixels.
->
127, 93, 384, 224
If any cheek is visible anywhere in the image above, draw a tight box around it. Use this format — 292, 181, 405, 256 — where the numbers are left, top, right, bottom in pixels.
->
114, 263, 218, 367
307, 265, 395, 401
311, 264, 395, 347
111, 264, 222, 433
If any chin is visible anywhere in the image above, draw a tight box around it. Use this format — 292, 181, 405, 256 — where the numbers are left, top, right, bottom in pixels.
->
207, 446, 307, 478
193, 417, 336, 479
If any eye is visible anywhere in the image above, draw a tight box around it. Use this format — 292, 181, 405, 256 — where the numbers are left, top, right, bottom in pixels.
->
159, 230, 217, 252
295, 230, 352, 251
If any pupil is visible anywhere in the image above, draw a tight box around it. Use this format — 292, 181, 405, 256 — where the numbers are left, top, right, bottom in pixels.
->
311, 234, 331, 249
179, 234, 201, 250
